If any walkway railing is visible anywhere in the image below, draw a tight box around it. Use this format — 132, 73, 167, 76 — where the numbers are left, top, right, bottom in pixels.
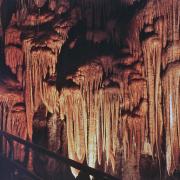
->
0, 130, 119, 180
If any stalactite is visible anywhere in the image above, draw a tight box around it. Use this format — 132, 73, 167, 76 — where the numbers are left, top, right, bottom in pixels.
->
34, 0, 46, 8
22, 12, 55, 26
101, 88, 120, 171
125, 0, 180, 175
66, 62, 104, 173
54, 0, 70, 14
4, 26, 24, 83
142, 36, 163, 155
0, 80, 25, 160
67, 62, 103, 94
5, 46, 23, 74
59, 59, 122, 176
30, 47, 59, 112
23, 38, 34, 140
5, 27, 21, 46
127, 0, 180, 57
121, 97, 147, 180
49, 0, 56, 11
11, 110, 27, 161
162, 61, 180, 175
162, 41, 180, 70
0, 102, 12, 156
1, 0, 180, 179
59, 88, 86, 177
16, 0, 29, 23
22, 28, 66, 139
59, 87, 121, 176
112, 60, 146, 112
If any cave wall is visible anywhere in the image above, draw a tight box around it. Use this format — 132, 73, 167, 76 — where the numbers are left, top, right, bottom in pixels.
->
0, 0, 180, 179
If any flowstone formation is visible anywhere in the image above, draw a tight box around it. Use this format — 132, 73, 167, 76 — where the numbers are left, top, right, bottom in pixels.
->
0, 0, 180, 179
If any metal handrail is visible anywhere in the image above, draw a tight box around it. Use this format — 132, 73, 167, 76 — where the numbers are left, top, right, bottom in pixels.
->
0, 130, 119, 180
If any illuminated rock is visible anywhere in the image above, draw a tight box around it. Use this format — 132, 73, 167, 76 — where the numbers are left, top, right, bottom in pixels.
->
1, 0, 180, 179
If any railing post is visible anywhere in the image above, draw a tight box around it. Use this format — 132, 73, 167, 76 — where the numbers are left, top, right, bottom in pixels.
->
7, 137, 14, 161
23, 143, 29, 167
0, 133, 3, 154
6, 136, 15, 180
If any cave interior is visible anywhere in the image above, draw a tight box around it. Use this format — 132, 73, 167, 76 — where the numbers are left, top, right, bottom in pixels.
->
0, 0, 180, 179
